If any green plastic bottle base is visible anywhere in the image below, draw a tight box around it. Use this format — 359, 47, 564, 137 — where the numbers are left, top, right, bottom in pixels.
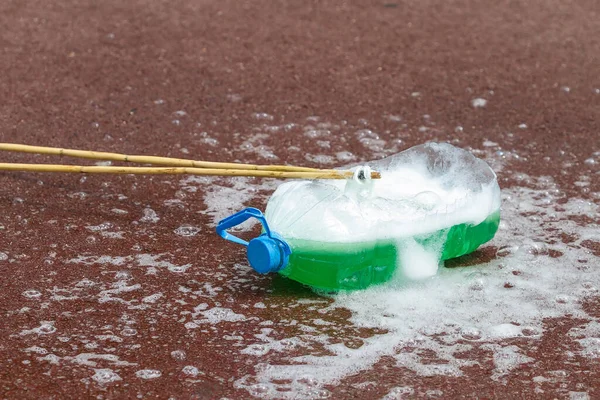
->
278, 210, 501, 291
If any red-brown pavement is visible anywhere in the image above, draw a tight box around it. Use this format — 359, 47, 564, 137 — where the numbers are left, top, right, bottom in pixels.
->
1, 1, 599, 399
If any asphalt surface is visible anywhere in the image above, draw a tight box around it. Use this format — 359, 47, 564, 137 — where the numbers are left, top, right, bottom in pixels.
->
1, 0, 599, 399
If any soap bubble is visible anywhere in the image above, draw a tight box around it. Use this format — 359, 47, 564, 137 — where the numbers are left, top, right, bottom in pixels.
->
92, 369, 122, 384
135, 369, 162, 379
182, 365, 200, 376
460, 327, 482, 340
174, 225, 201, 237
170, 350, 186, 361
22, 290, 42, 299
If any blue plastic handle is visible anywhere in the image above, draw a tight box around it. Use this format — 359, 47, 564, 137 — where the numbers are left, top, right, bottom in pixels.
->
216, 207, 273, 247
217, 208, 292, 274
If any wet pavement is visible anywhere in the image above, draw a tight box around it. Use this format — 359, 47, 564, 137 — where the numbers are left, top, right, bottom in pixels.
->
1, 0, 599, 399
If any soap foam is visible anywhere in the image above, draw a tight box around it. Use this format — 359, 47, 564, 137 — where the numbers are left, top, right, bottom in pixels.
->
235, 175, 599, 399
396, 238, 442, 280
265, 143, 500, 243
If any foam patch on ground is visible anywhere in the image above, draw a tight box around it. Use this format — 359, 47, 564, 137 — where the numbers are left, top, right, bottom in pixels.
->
235, 177, 600, 398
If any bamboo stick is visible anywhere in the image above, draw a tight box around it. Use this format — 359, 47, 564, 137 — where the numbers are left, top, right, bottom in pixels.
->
0, 163, 383, 180
0, 143, 321, 172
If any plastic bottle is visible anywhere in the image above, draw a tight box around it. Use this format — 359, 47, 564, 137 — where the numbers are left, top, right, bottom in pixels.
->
217, 143, 501, 291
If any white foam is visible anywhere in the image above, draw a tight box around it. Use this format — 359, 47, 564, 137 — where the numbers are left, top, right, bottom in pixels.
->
570, 392, 591, 400
66, 353, 136, 367
194, 307, 246, 324
24, 346, 48, 354
170, 350, 186, 360
174, 225, 201, 237
471, 98, 488, 108
39, 354, 61, 365
182, 365, 201, 376
266, 143, 500, 242
98, 281, 141, 304
69, 253, 191, 274
382, 386, 415, 399
92, 368, 122, 384
305, 154, 335, 164
142, 293, 163, 303
86, 222, 114, 232
140, 208, 160, 223
236, 177, 600, 396
121, 327, 138, 336
569, 321, 600, 358
95, 334, 123, 343
22, 289, 42, 299
335, 151, 356, 162
484, 344, 535, 381
396, 238, 442, 280
253, 112, 274, 121
20, 321, 57, 336
135, 369, 162, 379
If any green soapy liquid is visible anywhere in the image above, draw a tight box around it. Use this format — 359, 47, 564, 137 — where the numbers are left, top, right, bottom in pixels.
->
277, 210, 500, 291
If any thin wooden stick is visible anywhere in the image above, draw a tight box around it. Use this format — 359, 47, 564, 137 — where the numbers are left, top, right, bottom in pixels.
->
0, 163, 382, 180
0, 143, 321, 172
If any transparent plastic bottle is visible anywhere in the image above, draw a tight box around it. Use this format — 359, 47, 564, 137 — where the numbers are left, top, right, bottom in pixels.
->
218, 143, 501, 291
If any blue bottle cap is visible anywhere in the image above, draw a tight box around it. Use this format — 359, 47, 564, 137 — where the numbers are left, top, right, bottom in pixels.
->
248, 233, 290, 274
216, 208, 291, 274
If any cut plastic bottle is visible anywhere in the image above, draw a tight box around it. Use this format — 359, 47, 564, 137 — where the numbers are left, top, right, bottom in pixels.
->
219, 142, 501, 291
